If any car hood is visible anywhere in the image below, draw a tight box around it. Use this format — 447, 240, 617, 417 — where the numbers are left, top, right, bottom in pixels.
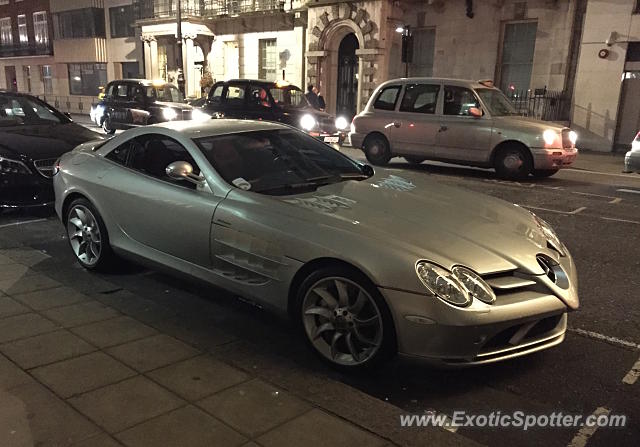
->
493, 115, 566, 132
154, 101, 193, 110
277, 169, 555, 277
281, 105, 333, 119
0, 122, 103, 160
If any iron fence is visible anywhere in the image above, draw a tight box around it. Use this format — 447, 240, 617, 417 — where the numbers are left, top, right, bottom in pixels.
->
505, 88, 570, 122
134, 0, 286, 19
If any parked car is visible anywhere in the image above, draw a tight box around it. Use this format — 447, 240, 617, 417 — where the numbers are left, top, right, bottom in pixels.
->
349, 78, 579, 179
202, 79, 347, 146
53, 119, 578, 370
623, 131, 640, 173
100, 79, 193, 134
0, 91, 103, 208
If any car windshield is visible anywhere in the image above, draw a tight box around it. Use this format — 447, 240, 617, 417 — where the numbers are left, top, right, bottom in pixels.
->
195, 129, 368, 195
269, 86, 309, 108
0, 95, 66, 127
146, 85, 183, 103
476, 88, 518, 116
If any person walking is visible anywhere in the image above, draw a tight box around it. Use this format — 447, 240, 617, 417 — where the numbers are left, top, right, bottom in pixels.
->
314, 86, 326, 111
305, 84, 320, 109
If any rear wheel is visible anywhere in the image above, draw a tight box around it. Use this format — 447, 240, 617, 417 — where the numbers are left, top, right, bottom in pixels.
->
493, 144, 532, 179
296, 266, 396, 371
363, 135, 391, 166
102, 115, 115, 135
65, 198, 115, 271
404, 156, 425, 165
532, 169, 559, 178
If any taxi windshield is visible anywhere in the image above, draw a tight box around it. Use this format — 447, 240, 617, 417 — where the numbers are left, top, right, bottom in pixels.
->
269, 86, 309, 108
146, 84, 183, 103
476, 88, 518, 117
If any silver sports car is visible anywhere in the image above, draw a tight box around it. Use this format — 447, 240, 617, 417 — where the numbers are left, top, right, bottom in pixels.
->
53, 120, 579, 370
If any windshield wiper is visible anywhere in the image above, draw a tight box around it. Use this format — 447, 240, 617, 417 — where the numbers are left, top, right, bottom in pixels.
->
305, 172, 369, 183
257, 180, 333, 194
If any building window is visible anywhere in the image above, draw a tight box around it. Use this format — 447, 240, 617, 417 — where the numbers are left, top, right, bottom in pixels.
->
258, 39, 277, 81
32, 11, 49, 46
0, 17, 11, 46
54, 8, 105, 39
23, 65, 31, 92
41, 65, 53, 94
635, 0, 640, 14
68, 63, 107, 96
17, 15, 27, 45
109, 5, 135, 38
411, 29, 435, 77
499, 21, 538, 93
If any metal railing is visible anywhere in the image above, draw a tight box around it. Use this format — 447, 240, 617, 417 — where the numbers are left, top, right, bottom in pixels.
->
0, 42, 53, 58
506, 88, 570, 122
134, 0, 287, 20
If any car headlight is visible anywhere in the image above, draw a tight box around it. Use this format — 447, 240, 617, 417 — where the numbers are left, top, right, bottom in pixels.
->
531, 212, 567, 257
162, 107, 178, 121
191, 108, 210, 122
416, 261, 471, 307
451, 266, 496, 304
300, 114, 317, 131
568, 130, 578, 145
0, 155, 32, 175
335, 116, 349, 131
543, 129, 559, 146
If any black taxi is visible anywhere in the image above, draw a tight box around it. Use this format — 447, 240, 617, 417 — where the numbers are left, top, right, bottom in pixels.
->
100, 79, 193, 134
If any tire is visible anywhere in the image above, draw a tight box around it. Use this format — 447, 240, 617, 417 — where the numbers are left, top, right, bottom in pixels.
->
65, 198, 115, 271
363, 134, 391, 166
532, 169, 559, 178
295, 265, 396, 371
493, 144, 533, 179
102, 115, 115, 135
404, 156, 425, 165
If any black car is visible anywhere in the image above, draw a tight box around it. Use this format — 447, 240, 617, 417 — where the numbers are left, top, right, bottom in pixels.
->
203, 79, 348, 145
0, 91, 103, 207
100, 79, 193, 134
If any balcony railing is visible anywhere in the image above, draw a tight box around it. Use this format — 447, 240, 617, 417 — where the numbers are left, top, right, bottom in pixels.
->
0, 42, 53, 58
134, 0, 288, 20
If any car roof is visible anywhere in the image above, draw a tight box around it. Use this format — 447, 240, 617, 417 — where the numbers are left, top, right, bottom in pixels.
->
154, 119, 288, 138
109, 79, 175, 86
0, 90, 37, 98
379, 77, 497, 89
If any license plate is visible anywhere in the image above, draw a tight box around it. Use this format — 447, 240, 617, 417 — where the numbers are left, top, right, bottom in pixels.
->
323, 136, 339, 143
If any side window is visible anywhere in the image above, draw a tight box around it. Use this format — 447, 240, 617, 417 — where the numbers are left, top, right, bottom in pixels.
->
249, 85, 271, 108
373, 86, 401, 111
115, 83, 129, 100
399, 84, 440, 114
105, 84, 115, 98
131, 85, 144, 103
443, 86, 480, 116
105, 138, 142, 165
209, 84, 224, 103
226, 84, 245, 106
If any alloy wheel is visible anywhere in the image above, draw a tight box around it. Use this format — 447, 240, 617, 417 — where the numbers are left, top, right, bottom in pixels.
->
67, 205, 102, 266
302, 277, 383, 366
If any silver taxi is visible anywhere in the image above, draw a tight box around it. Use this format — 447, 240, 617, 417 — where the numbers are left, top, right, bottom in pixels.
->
349, 78, 578, 179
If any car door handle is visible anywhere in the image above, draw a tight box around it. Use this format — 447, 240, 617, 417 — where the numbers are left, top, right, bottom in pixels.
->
439, 125, 448, 132
393, 122, 401, 128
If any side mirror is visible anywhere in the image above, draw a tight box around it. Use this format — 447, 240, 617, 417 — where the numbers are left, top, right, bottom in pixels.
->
166, 161, 203, 185
469, 107, 483, 118
360, 163, 375, 178
64, 112, 72, 120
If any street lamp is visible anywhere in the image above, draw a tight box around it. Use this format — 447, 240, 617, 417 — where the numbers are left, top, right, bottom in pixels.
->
396, 25, 413, 78
176, 0, 185, 96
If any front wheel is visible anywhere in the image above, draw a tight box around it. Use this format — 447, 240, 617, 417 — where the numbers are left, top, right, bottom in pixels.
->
65, 198, 115, 271
296, 266, 396, 371
363, 135, 391, 166
533, 169, 559, 178
493, 145, 532, 179
102, 116, 115, 135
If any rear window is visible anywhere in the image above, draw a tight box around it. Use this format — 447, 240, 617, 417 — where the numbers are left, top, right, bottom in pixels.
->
373, 86, 401, 111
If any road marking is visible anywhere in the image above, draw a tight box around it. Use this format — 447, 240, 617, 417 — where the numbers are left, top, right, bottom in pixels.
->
600, 216, 640, 225
567, 407, 610, 447
565, 168, 639, 179
568, 327, 640, 350
572, 191, 622, 204
524, 205, 587, 215
616, 188, 640, 195
0, 218, 47, 229
622, 356, 640, 385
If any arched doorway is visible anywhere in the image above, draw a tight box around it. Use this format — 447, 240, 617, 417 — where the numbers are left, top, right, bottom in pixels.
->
336, 33, 359, 119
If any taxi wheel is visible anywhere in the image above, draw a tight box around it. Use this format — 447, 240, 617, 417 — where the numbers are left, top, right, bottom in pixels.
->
533, 169, 559, 178
364, 135, 391, 166
102, 116, 115, 135
404, 156, 425, 165
494, 145, 532, 180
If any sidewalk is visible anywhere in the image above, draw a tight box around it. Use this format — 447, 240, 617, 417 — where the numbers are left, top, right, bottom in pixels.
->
571, 150, 629, 175
0, 245, 478, 447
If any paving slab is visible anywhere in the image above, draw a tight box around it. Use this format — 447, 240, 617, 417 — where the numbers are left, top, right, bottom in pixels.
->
0, 296, 29, 319
70, 433, 124, 447
43, 301, 120, 327
0, 313, 58, 344
257, 408, 387, 447
71, 315, 158, 348
0, 263, 36, 281
198, 378, 311, 438
148, 354, 249, 401
116, 405, 246, 447
0, 353, 32, 390
0, 253, 17, 265
0, 248, 51, 267
0, 330, 96, 370
12, 286, 91, 311
5, 381, 100, 446
0, 273, 61, 295
68, 376, 184, 433
106, 334, 200, 372
31, 352, 137, 399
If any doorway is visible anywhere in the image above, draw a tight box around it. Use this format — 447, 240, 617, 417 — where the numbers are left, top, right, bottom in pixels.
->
336, 33, 359, 119
4, 66, 17, 92
614, 71, 640, 150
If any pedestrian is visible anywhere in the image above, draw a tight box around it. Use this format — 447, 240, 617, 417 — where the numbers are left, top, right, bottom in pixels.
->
305, 84, 320, 109
314, 86, 326, 111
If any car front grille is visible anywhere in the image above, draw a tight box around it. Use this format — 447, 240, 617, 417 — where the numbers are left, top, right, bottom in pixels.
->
318, 117, 337, 133
561, 129, 572, 148
483, 270, 538, 296
181, 109, 192, 120
33, 158, 57, 178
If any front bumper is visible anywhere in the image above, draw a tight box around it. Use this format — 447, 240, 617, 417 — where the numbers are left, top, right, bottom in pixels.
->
531, 147, 578, 170
348, 131, 365, 149
309, 131, 347, 147
623, 150, 640, 173
1, 173, 54, 208
381, 286, 569, 366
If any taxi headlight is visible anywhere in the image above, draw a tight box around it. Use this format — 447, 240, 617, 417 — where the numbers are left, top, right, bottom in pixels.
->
568, 130, 578, 145
416, 261, 471, 307
162, 107, 178, 121
543, 129, 558, 146
335, 116, 349, 130
191, 108, 210, 122
300, 114, 317, 131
